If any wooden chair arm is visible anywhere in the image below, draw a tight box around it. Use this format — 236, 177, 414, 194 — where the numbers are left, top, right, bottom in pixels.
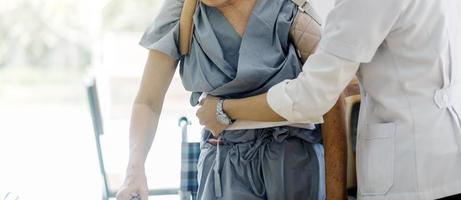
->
321, 93, 348, 200
344, 78, 360, 97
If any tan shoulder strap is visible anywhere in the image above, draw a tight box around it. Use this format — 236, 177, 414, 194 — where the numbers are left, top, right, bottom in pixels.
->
179, 0, 198, 56
291, 0, 321, 25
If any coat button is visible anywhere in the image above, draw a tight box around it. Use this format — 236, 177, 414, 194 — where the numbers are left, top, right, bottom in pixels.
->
443, 94, 449, 104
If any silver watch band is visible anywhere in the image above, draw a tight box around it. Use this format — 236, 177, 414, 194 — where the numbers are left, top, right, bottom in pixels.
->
216, 98, 233, 125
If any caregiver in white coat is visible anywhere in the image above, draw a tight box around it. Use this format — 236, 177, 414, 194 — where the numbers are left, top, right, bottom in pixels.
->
196, 0, 461, 199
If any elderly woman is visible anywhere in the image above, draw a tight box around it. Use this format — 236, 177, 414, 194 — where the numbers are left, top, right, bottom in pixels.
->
116, 0, 346, 199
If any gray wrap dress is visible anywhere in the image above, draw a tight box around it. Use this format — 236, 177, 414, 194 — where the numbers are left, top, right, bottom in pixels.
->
139, 0, 325, 199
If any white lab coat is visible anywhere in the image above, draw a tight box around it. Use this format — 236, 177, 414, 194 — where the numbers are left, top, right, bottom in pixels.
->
267, 0, 461, 199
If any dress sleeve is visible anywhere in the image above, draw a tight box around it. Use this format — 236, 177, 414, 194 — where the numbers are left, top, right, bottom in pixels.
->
139, 0, 184, 60
319, 0, 407, 62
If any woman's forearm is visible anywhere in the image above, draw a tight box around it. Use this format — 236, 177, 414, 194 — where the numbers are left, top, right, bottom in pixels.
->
126, 102, 162, 172
223, 93, 286, 122
124, 50, 177, 172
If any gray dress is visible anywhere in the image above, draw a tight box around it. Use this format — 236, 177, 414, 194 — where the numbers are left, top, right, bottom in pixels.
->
140, 0, 325, 199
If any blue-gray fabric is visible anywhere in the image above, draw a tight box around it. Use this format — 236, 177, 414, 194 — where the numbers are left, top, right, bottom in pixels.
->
182, 0, 302, 106
139, 0, 324, 199
198, 127, 322, 200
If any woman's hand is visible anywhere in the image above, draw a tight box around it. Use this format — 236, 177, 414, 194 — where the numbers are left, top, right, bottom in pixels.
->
116, 169, 149, 200
196, 96, 229, 136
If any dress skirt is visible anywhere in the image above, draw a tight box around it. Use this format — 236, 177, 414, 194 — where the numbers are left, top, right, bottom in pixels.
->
196, 126, 325, 200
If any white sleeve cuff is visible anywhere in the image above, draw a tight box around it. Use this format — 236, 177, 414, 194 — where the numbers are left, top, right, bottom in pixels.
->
267, 80, 324, 124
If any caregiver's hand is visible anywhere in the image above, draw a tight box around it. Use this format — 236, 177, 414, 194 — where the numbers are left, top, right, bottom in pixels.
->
116, 168, 148, 200
196, 96, 229, 136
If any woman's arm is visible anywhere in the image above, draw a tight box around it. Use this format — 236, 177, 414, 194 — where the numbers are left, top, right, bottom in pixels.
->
117, 50, 177, 200
196, 94, 285, 136
127, 50, 177, 171
224, 93, 284, 121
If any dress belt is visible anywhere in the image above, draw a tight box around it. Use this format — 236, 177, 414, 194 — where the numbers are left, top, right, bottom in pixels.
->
212, 133, 271, 198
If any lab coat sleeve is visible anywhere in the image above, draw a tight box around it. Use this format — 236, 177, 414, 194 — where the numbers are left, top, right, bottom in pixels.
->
267, 51, 359, 123
320, 0, 407, 62
266, 0, 406, 123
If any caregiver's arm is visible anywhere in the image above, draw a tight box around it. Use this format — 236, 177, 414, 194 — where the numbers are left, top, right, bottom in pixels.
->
117, 50, 177, 200
225, 0, 405, 123
223, 93, 283, 121
224, 52, 360, 123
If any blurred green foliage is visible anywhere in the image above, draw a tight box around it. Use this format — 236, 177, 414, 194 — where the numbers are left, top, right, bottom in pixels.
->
103, 0, 161, 32
0, 0, 161, 69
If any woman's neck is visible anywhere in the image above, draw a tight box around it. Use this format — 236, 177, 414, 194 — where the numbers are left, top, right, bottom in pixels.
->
202, 0, 238, 8
214, 0, 258, 37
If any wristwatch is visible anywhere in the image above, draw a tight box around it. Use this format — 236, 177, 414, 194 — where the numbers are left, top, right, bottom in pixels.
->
216, 98, 233, 126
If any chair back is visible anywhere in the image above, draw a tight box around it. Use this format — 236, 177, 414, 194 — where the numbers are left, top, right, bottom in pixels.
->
85, 77, 112, 198
179, 117, 199, 200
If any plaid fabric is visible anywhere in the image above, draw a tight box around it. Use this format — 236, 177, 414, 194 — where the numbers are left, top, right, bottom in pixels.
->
181, 142, 201, 199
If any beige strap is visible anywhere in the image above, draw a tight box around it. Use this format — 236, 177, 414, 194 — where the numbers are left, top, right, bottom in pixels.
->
179, 0, 198, 55
291, 0, 321, 25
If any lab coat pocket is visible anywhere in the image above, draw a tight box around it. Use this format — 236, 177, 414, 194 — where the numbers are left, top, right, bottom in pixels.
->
357, 122, 396, 196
